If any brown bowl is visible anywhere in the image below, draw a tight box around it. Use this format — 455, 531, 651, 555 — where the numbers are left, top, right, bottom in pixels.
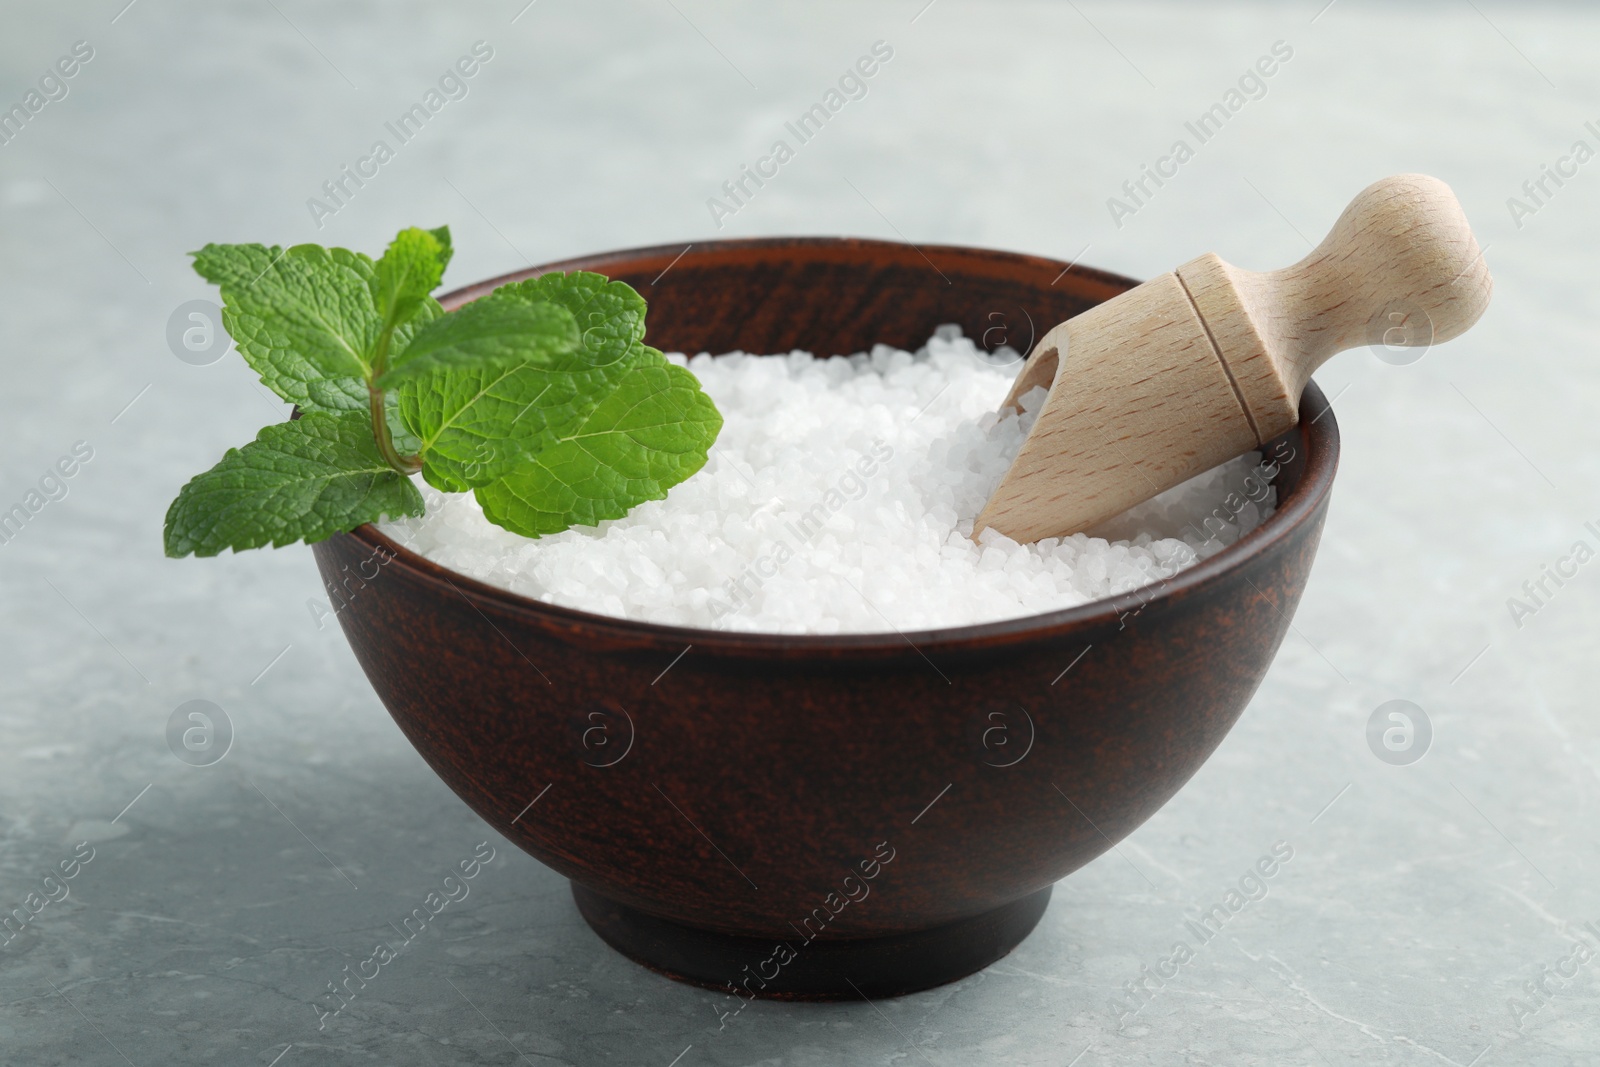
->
312, 237, 1338, 1000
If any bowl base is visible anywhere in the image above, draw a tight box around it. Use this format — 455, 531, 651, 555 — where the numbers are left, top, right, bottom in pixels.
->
571, 882, 1053, 1000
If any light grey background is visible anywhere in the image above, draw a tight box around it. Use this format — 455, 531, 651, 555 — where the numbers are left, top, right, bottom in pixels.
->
1, 1, 1596, 1064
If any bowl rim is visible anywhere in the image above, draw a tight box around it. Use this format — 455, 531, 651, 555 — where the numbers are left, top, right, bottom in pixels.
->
340, 236, 1339, 656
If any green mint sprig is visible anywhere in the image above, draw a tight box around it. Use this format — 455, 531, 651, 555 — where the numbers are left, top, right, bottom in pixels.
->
164, 226, 722, 557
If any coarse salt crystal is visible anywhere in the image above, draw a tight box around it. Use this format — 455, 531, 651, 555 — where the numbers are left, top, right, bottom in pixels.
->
381, 328, 1277, 633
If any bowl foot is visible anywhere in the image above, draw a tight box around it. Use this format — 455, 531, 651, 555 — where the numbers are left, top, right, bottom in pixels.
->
571, 882, 1052, 1000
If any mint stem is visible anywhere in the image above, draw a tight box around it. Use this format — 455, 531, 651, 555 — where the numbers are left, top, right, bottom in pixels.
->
369, 328, 422, 475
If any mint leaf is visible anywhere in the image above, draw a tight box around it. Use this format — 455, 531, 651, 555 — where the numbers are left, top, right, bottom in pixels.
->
373, 226, 452, 338
399, 342, 638, 493
192, 243, 381, 412
191, 243, 379, 406
496, 271, 646, 368
376, 294, 580, 388
305, 375, 369, 413
473, 348, 721, 536
388, 290, 444, 358
397, 275, 653, 493
386, 390, 425, 459
426, 226, 453, 259
163, 411, 423, 558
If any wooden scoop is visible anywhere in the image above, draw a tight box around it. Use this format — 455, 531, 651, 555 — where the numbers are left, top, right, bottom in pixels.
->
974, 173, 1492, 543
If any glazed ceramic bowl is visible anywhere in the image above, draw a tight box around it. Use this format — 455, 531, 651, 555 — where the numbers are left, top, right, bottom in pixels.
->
311, 238, 1338, 999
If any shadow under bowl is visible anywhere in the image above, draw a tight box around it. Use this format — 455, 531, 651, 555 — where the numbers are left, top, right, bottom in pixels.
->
312, 237, 1338, 1000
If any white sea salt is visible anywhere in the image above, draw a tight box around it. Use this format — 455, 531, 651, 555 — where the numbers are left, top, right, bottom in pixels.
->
380, 328, 1277, 634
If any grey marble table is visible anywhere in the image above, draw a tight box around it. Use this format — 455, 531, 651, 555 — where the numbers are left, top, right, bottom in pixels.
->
1, 1, 1596, 1064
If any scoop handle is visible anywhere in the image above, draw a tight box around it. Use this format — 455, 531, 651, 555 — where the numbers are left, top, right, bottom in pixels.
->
1178, 174, 1493, 439
1274, 173, 1490, 375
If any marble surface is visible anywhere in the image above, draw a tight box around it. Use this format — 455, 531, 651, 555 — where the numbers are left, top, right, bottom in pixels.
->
2, 1, 1597, 1063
